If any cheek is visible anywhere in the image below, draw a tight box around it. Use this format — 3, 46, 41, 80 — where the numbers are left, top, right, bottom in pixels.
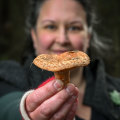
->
71, 35, 86, 50
38, 33, 53, 49
71, 34, 88, 51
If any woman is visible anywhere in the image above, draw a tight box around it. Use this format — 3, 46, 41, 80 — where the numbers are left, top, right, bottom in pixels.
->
0, 0, 120, 120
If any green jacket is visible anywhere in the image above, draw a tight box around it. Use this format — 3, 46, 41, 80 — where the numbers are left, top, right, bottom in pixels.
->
0, 92, 23, 120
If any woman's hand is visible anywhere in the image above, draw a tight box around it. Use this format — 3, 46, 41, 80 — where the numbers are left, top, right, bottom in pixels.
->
25, 79, 79, 120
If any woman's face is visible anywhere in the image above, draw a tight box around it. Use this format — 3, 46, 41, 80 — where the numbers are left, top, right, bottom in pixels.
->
31, 0, 90, 55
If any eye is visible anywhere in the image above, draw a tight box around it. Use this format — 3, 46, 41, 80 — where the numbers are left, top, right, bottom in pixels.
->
68, 25, 83, 32
44, 25, 57, 30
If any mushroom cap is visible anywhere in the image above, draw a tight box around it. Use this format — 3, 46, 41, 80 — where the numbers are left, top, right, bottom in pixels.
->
33, 51, 90, 72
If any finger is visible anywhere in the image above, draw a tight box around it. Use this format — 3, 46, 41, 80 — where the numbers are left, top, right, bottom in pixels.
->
51, 95, 78, 120
51, 87, 79, 120
66, 101, 78, 120
26, 79, 63, 112
30, 84, 78, 120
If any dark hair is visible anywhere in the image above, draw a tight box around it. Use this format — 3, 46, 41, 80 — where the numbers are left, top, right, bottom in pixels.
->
22, 0, 45, 62
22, 0, 95, 63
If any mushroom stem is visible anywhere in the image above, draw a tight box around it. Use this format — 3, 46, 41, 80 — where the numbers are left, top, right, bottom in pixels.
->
54, 69, 70, 86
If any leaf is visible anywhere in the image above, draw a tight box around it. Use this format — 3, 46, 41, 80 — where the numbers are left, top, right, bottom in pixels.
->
110, 90, 120, 105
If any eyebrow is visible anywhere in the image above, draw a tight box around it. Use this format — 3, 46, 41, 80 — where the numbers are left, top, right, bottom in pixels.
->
41, 20, 55, 24
69, 20, 83, 25
41, 19, 83, 25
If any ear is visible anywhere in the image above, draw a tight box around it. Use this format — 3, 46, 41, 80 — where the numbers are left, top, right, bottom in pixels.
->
31, 29, 38, 51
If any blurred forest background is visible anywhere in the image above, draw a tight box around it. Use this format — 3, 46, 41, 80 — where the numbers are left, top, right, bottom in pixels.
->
0, 0, 120, 77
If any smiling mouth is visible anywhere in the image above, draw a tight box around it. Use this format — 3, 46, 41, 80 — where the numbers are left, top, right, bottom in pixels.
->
51, 50, 73, 54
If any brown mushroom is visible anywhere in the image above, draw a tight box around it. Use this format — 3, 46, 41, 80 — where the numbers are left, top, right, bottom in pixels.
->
33, 51, 90, 86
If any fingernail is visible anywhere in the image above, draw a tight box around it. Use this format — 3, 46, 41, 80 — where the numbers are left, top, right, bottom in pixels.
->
66, 84, 75, 96
54, 80, 63, 91
71, 95, 77, 100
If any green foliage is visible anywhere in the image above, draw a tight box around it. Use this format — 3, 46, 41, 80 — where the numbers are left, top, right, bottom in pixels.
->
110, 90, 120, 105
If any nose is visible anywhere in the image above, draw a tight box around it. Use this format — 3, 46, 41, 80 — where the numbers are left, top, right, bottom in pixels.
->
56, 27, 69, 44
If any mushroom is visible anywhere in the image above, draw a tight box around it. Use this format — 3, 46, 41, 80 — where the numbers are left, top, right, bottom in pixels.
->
33, 51, 90, 86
